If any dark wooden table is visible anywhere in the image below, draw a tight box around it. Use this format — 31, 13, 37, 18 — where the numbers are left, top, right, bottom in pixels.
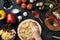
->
0, 0, 60, 40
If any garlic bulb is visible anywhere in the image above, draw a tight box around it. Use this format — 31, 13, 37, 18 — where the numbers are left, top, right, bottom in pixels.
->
49, 4, 53, 8
18, 16, 22, 21
23, 12, 28, 16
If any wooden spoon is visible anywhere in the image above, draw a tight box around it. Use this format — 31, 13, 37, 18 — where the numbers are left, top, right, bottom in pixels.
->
32, 11, 43, 23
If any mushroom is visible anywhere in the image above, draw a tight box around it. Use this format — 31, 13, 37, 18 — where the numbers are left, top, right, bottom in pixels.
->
18, 16, 22, 22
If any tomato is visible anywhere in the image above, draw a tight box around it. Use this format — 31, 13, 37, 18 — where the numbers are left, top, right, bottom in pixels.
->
16, 0, 22, 4
22, 0, 27, 3
21, 3, 27, 9
27, 4, 33, 10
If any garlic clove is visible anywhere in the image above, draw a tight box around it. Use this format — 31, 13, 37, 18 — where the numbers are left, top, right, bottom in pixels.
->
23, 12, 28, 16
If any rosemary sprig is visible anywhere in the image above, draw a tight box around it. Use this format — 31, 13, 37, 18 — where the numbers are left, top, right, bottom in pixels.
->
44, 0, 60, 12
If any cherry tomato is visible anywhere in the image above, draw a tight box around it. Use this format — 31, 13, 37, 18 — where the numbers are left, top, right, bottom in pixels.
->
21, 3, 27, 9
22, 0, 27, 3
16, 0, 22, 4
27, 4, 33, 10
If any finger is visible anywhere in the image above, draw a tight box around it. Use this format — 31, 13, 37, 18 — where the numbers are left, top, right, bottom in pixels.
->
30, 22, 39, 32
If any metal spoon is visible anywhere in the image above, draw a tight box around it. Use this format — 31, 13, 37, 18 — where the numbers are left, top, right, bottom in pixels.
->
32, 11, 43, 23
47, 32, 60, 39
52, 35, 60, 39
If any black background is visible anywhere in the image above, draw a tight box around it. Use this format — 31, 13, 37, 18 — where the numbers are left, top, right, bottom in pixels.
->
0, 0, 60, 40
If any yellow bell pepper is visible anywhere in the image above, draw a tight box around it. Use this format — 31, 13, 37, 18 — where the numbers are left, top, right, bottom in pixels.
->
0, 10, 6, 20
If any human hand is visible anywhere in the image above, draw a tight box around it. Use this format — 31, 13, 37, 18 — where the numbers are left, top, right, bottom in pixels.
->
30, 22, 42, 40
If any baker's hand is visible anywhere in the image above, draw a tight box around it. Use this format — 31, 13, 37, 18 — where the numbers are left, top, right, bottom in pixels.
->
30, 22, 42, 40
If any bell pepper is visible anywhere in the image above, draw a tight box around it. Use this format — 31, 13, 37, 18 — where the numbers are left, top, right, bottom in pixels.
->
0, 10, 6, 20
6, 13, 16, 24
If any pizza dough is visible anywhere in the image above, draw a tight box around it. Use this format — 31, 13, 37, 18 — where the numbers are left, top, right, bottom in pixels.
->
17, 19, 42, 40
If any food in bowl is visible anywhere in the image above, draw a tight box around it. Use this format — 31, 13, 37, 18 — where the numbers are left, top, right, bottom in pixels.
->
17, 19, 42, 40
0, 24, 16, 40
45, 9, 60, 31
0, 29, 16, 40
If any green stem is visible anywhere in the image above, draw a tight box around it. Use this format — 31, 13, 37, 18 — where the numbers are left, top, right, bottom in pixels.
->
8, 24, 11, 26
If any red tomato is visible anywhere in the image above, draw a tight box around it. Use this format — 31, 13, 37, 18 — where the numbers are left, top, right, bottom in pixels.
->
16, 0, 22, 4
22, 0, 27, 3
21, 3, 27, 9
27, 4, 33, 10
